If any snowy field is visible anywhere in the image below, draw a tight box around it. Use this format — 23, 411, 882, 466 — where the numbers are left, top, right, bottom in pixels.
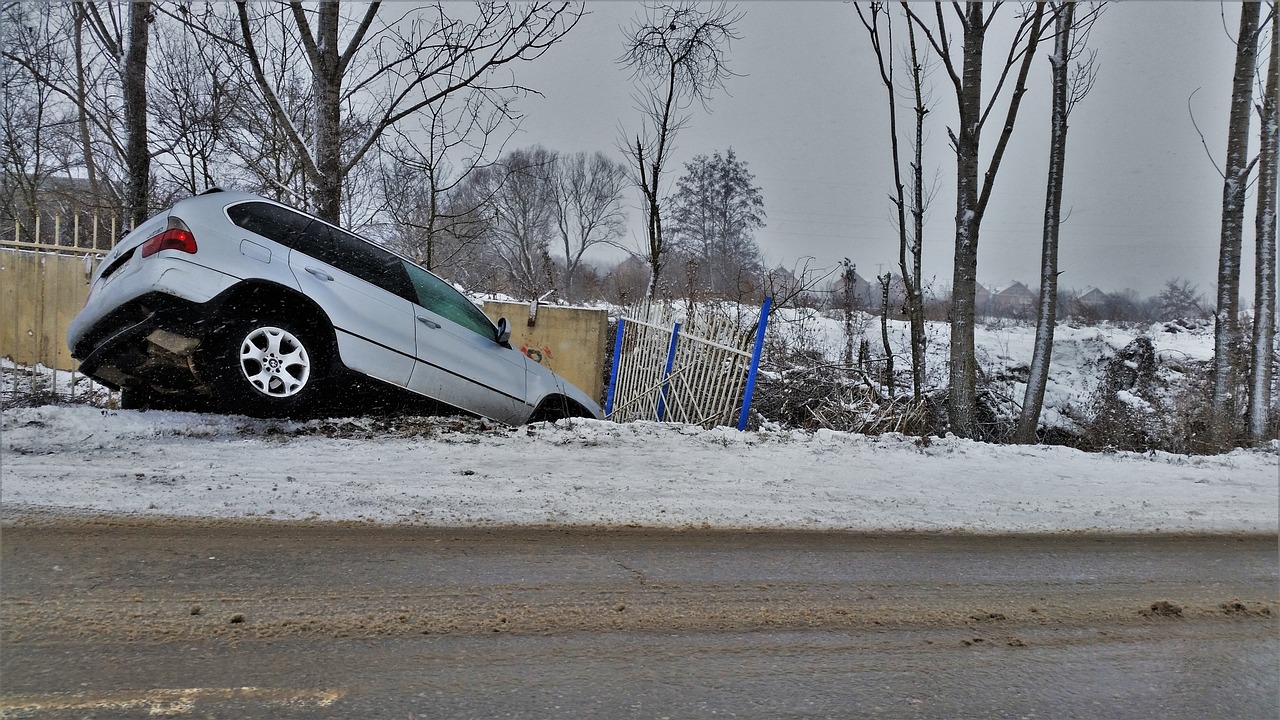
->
2, 405, 1275, 534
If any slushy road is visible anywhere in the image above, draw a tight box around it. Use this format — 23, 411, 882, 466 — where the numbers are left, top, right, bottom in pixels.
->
2, 524, 1276, 718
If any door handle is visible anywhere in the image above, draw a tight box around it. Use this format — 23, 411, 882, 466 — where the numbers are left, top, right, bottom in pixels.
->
305, 266, 333, 281
417, 316, 441, 329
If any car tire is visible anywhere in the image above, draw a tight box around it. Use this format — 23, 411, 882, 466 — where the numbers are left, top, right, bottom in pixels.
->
206, 316, 327, 417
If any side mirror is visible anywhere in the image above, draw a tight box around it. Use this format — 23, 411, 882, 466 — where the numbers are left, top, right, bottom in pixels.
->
496, 317, 511, 346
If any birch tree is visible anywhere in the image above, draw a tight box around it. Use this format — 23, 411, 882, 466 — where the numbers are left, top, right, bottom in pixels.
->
1212, 1, 1263, 442
905, 2, 1048, 438
1248, 7, 1279, 442
1016, 2, 1102, 444
619, 2, 743, 298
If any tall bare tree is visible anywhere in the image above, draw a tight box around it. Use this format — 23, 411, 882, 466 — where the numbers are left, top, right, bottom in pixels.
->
856, 2, 936, 402
205, 1, 580, 224
905, 2, 1048, 438
1212, 1, 1263, 441
551, 151, 628, 302
1248, 7, 1279, 443
1016, 2, 1103, 444
619, 1, 742, 298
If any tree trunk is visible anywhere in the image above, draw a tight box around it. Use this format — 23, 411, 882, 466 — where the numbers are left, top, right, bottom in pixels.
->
1212, 1, 1261, 441
311, 1, 343, 223
906, 18, 928, 403
1016, 2, 1076, 444
880, 274, 895, 399
947, 3, 986, 437
123, 1, 151, 227
1248, 10, 1278, 442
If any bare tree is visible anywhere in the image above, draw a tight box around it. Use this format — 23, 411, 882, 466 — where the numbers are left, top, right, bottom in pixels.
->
1248, 7, 1279, 443
1211, 1, 1264, 441
619, 1, 743, 298
378, 81, 515, 273
0, 4, 70, 228
855, 2, 936, 402
551, 151, 628, 302
3, 3, 128, 214
905, 2, 1048, 438
470, 146, 559, 298
199, 1, 581, 224
1016, 2, 1103, 444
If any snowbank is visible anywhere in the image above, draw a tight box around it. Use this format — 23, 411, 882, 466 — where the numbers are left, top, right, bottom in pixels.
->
2, 406, 1275, 534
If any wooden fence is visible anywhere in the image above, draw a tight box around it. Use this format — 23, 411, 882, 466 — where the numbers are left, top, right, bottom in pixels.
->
1, 214, 116, 403
606, 300, 771, 429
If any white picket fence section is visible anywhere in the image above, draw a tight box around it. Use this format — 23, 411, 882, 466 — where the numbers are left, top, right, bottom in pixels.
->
606, 300, 771, 429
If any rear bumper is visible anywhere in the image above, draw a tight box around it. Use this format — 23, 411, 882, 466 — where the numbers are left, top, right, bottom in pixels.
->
70, 293, 212, 391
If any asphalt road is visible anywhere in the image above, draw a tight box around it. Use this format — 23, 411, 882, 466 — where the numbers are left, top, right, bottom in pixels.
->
2, 524, 1276, 719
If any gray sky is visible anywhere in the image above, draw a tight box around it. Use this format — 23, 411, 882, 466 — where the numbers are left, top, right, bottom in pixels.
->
511, 1, 1264, 300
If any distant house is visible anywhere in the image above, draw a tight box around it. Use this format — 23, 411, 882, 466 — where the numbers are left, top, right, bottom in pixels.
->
992, 281, 1036, 313
974, 283, 993, 311
1075, 287, 1110, 308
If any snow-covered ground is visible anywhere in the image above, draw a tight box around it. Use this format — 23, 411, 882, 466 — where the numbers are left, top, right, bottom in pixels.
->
2, 405, 1275, 533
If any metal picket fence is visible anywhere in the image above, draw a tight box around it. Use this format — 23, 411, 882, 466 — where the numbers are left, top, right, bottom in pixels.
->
605, 299, 771, 430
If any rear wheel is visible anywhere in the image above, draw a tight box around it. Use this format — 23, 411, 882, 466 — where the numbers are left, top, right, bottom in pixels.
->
207, 316, 327, 417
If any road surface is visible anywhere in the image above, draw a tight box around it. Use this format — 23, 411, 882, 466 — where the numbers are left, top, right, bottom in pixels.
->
2, 524, 1276, 718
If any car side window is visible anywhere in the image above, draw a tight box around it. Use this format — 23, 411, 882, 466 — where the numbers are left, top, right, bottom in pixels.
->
228, 201, 413, 300
227, 202, 312, 248
302, 221, 414, 300
402, 261, 496, 340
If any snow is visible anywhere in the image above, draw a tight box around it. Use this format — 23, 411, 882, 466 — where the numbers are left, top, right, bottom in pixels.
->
2, 405, 1275, 534
3, 310, 1276, 534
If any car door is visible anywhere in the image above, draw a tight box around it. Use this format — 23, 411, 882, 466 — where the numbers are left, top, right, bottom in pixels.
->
286, 218, 417, 387
400, 261, 531, 423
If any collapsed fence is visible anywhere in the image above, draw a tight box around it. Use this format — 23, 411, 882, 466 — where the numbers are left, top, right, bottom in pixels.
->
606, 299, 771, 430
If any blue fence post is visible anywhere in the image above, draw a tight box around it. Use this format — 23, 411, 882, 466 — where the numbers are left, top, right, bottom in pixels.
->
736, 297, 772, 431
656, 322, 681, 421
604, 318, 626, 417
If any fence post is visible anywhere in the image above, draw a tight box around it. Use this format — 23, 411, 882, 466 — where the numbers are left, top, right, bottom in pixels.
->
656, 322, 681, 421
736, 297, 772, 431
604, 318, 626, 417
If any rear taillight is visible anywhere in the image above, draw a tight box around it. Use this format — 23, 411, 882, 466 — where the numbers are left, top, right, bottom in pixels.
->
140, 217, 197, 257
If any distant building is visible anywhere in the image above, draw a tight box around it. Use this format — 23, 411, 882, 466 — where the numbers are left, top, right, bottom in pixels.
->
991, 281, 1036, 314
1075, 287, 1110, 308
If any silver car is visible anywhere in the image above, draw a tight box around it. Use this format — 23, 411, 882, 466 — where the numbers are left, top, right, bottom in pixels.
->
68, 189, 602, 423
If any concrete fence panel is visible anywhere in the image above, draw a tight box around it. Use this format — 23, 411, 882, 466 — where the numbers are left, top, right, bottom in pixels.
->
1, 249, 99, 372
481, 300, 609, 405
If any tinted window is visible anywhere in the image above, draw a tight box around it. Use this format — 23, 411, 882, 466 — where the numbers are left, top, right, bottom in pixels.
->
228, 201, 412, 299
227, 202, 313, 248
302, 221, 413, 299
402, 261, 496, 340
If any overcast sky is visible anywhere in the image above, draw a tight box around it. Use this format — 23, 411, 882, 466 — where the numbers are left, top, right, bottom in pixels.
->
508, 1, 1268, 301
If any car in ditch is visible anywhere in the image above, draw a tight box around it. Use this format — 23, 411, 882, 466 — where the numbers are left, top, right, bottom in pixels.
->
67, 189, 603, 423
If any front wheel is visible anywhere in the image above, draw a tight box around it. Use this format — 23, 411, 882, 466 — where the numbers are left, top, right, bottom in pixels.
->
207, 317, 327, 417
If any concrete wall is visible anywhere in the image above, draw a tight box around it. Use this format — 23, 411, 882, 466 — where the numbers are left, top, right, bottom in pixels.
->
1, 249, 99, 371
481, 300, 610, 404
